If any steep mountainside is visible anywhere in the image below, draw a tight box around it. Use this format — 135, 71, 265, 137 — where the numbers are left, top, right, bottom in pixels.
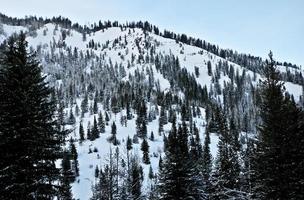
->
1, 18, 303, 199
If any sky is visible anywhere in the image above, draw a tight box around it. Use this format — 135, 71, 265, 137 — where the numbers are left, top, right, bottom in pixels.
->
1, 0, 303, 66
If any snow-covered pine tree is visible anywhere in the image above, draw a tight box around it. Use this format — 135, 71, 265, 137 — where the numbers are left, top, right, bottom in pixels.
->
79, 121, 85, 143
211, 106, 242, 199
98, 111, 106, 133
157, 118, 203, 199
252, 52, 304, 199
141, 138, 150, 164
0, 32, 65, 199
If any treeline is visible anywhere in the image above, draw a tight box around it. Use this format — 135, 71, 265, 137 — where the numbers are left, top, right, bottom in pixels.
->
0, 12, 300, 74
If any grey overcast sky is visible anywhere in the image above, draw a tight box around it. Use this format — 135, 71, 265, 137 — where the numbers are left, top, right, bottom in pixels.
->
1, 0, 303, 66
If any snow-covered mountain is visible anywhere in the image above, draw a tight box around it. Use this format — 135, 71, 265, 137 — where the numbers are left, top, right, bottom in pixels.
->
1, 17, 303, 199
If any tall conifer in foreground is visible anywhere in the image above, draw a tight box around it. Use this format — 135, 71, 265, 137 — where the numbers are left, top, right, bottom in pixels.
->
0, 33, 64, 199
252, 52, 304, 199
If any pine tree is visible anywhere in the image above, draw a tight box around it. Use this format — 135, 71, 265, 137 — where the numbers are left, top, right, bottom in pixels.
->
126, 101, 132, 120
149, 165, 154, 179
91, 116, 99, 140
109, 121, 119, 145
207, 60, 212, 76
130, 157, 142, 199
75, 103, 80, 117
0, 32, 64, 199
252, 52, 304, 199
60, 151, 73, 200
105, 111, 110, 124
212, 108, 241, 199
69, 140, 79, 177
159, 106, 168, 127
67, 107, 76, 125
94, 165, 99, 179
87, 122, 92, 140
291, 107, 304, 199
136, 100, 147, 138
79, 121, 85, 143
91, 166, 111, 200
58, 101, 66, 126
201, 129, 212, 198
141, 138, 150, 164
158, 155, 163, 171
126, 135, 133, 151
126, 135, 133, 179
93, 98, 98, 114
98, 111, 106, 133
158, 120, 202, 199
252, 52, 289, 199
81, 93, 89, 117
190, 123, 202, 159
149, 131, 155, 141
181, 103, 190, 121
240, 137, 256, 197
158, 115, 164, 135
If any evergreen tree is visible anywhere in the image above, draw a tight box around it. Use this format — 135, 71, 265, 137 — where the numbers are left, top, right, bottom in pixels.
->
87, 122, 92, 140
126, 135, 133, 151
141, 138, 150, 164
158, 155, 163, 171
130, 157, 142, 199
201, 129, 212, 198
98, 111, 106, 133
158, 115, 164, 135
91, 166, 111, 200
60, 151, 73, 200
79, 121, 85, 143
181, 103, 190, 121
158, 120, 202, 199
149, 131, 155, 141
126, 101, 132, 120
0, 33, 64, 199
190, 123, 202, 159
240, 137, 256, 197
159, 106, 168, 132
136, 100, 147, 138
94, 165, 99, 179
67, 107, 76, 125
252, 52, 289, 199
75, 103, 80, 117
91, 116, 99, 140
105, 111, 110, 124
207, 61, 212, 76
252, 52, 304, 199
126, 135, 133, 179
93, 98, 98, 114
291, 107, 304, 199
69, 140, 79, 177
212, 108, 241, 199
109, 121, 119, 145
148, 165, 154, 180
81, 93, 89, 117
58, 101, 66, 126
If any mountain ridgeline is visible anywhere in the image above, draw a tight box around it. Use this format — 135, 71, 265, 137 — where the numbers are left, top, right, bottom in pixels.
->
0, 14, 304, 199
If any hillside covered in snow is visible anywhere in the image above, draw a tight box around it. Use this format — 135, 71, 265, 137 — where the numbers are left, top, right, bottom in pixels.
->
1, 14, 304, 200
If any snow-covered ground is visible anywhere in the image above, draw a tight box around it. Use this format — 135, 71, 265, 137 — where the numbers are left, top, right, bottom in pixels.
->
0, 21, 303, 199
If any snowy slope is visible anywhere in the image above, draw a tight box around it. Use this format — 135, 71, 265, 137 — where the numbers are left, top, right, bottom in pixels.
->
3, 22, 301, 100
1, 21, 303, 199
